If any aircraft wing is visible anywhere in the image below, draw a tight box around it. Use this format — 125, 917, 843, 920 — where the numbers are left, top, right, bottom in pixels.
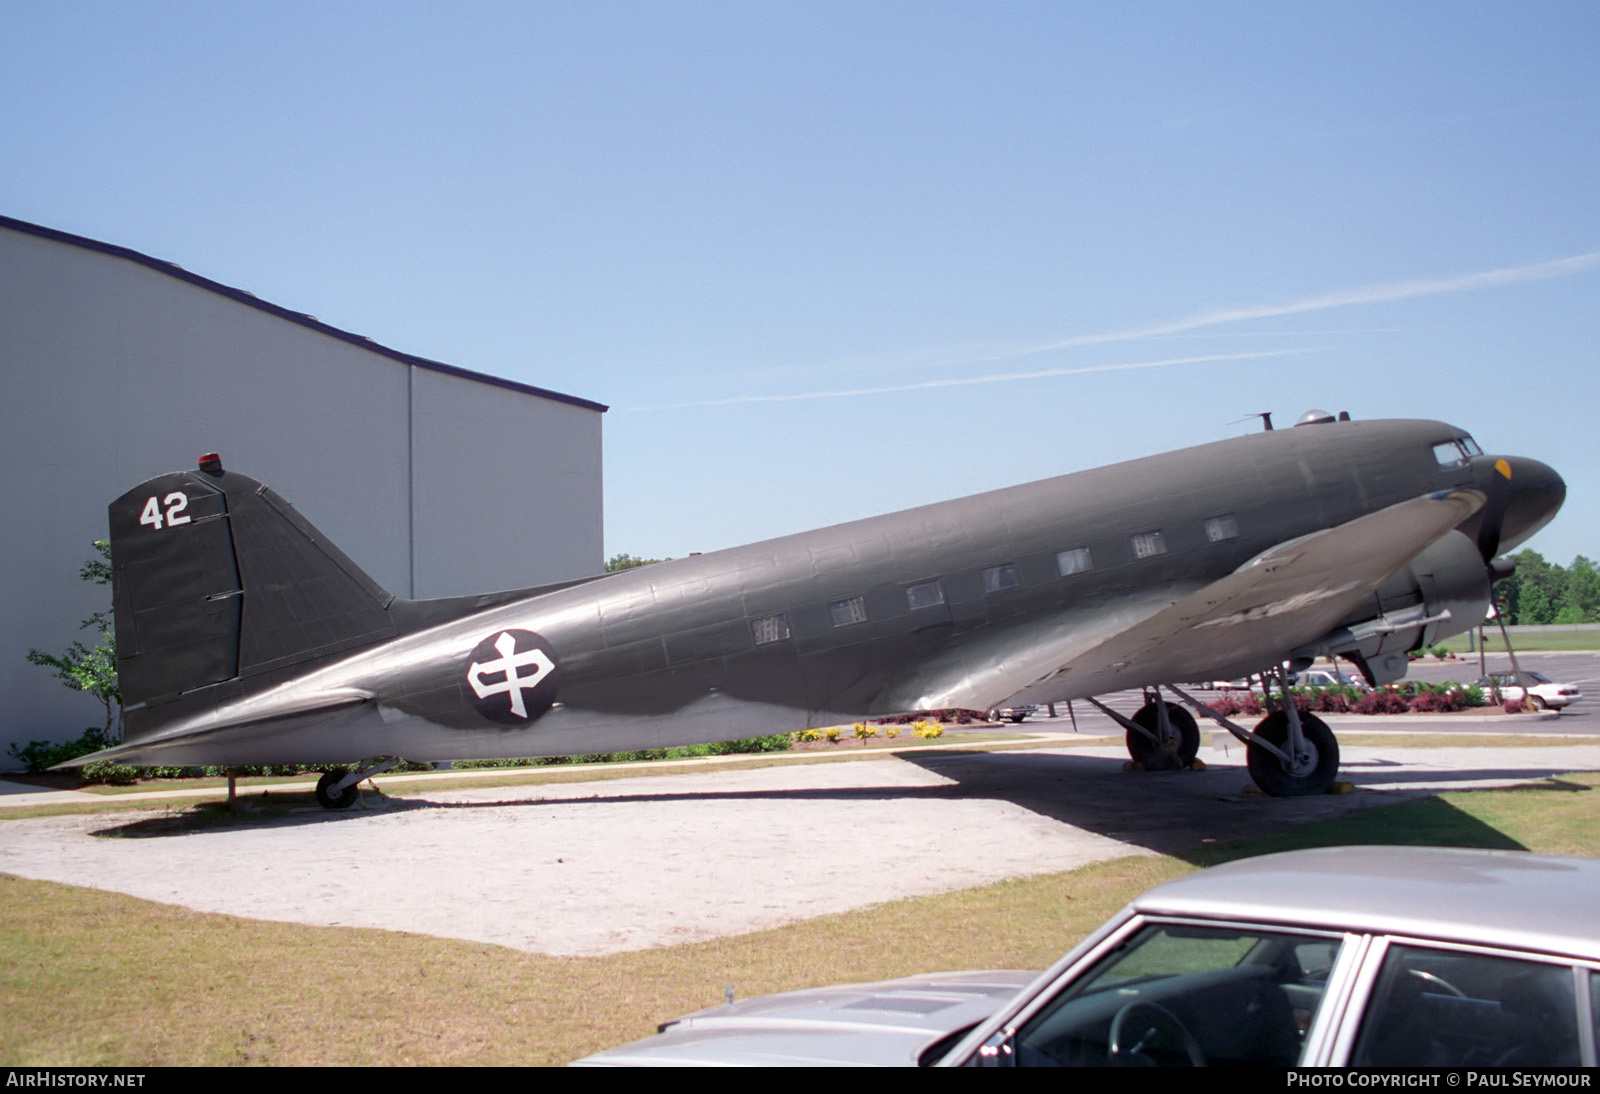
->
881, 488, 1486, 712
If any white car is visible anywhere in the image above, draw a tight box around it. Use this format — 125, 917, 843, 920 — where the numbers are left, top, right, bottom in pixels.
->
575, 847, 1600, 1066
1294, 668, 1370, 691
1475, 671, 1583, 710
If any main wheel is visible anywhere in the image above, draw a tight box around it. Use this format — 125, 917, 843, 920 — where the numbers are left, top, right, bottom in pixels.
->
1246, 710, 1339, 797
1127, 702, 1200, 771
315, 769, 360, 809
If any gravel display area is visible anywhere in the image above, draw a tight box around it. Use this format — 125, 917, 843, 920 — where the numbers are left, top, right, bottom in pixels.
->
4, 735, 1599, 955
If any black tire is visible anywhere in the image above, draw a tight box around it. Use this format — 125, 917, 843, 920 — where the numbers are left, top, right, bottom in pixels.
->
1009, 713, 1026, 723
1246, 710, 1339, 797
315, 769, 360, 809
1529, 695, 1548, 712
1127, 702, 1200, 771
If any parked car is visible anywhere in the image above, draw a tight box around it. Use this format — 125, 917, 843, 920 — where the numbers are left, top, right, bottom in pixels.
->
1294, 668, 1370, 692
1474, 671, 1584, 710
574, 847, 1600, 1066
990, 704, 1039, 723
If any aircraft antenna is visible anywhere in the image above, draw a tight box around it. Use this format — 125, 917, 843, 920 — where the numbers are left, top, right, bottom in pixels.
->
1230, 412, 1274, 432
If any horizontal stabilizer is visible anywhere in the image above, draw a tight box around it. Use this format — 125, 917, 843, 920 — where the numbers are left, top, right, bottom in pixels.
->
56, 688, 375, 769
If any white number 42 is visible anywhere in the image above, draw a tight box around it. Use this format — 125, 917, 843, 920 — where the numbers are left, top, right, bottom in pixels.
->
139, 492, 191, 531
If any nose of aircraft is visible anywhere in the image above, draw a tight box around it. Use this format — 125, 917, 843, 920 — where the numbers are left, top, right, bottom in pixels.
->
1496, 455, 1566, 553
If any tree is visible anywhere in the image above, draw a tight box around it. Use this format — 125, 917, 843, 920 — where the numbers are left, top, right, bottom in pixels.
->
25, 540, 121, 741
606, 553, 668, 572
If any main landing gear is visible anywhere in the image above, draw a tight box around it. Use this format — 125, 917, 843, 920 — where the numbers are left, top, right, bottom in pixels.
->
1128, 697, 1199, 771
1245, 709, 1339, 798
1086, 691, 1201, 772
314, 757, 403, 809
1095, 673, 1343, 797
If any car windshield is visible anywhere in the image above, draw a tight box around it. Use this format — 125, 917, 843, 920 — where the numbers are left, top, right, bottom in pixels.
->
1009, 922, 1344, 1066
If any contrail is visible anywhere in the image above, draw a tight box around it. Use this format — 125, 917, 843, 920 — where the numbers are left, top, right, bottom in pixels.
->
630, 251, 1598, 410
1015, 252, 1600, 358
638, 348, 1313, 409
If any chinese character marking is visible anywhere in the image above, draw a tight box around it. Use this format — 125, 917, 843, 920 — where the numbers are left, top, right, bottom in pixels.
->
468, 631, 556, 719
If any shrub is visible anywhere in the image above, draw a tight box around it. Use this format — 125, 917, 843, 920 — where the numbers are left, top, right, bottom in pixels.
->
6, 726, 110, 774
1352, 689, 1411, 715
705, 735, 791, 754
1310, 688, 1354, 714
80, 760, 139, 785
852, 722, 877, 739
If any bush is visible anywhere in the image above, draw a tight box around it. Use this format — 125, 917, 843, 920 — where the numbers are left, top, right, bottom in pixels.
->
7, 726, 110, 774
1352, 689, 1411, 715
80, 760, 140, 785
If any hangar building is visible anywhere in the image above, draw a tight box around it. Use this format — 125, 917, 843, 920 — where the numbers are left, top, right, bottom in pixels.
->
0, 214, 607, 762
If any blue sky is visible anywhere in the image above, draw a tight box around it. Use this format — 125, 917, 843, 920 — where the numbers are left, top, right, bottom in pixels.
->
4, 1, 1596, 564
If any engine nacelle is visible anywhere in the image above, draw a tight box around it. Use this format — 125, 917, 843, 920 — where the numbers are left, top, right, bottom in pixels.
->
1311, 530, 1491, 685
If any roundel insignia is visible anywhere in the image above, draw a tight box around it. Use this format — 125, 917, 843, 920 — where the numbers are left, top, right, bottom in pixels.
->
464, 629, 561, 725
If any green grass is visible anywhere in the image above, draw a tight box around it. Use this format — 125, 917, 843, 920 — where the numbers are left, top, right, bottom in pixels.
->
1436, 627, 1600, 652
3, 769, 1597, 1066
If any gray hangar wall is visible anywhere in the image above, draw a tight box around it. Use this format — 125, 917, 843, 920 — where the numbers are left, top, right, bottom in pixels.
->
0, 215, 607, 760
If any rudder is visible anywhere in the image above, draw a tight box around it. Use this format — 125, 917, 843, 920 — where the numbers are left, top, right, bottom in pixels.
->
109, 456, 399, 716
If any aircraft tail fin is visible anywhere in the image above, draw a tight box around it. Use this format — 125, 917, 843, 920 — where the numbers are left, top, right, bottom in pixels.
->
108, 456, 400, 721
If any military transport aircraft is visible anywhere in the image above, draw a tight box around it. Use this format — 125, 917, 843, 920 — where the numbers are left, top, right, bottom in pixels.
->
66, 412, 1565, 807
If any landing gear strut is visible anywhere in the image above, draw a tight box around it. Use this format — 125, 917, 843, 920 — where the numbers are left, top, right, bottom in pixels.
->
1088, 689, 1201, 772
1246, 709, 1339, 797
1127, 699, 1200, 771
1166, 675, 1343, 797
313, 757, 403, 810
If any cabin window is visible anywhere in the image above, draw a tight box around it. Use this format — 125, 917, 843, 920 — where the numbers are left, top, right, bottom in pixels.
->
983, 564, 1020, 593
829, 596, 868, 627
1057, 546, 1093, 576
1131, 530, 1167, 559
905, 580, 946, 610
1203, 514, 1239, 543
750, 613, 791, 645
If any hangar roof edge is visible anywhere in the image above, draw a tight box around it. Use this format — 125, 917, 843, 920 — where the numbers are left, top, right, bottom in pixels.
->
0, 213, 609, 414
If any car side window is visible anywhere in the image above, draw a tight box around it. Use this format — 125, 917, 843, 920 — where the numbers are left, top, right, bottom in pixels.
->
1351, 945, 1581, 1067
1006, 923, 1343, 1066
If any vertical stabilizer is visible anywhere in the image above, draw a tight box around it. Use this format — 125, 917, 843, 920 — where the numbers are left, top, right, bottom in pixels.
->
108, 458, 399, 717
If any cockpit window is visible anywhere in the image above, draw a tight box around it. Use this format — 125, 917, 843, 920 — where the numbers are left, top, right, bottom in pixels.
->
1433, 439, 1478, 468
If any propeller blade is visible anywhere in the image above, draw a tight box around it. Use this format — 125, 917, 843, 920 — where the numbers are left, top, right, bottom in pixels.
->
1477, 458, 1513, 565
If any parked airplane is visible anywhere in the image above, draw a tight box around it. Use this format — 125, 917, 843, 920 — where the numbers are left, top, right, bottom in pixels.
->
67, 413, 1564, 806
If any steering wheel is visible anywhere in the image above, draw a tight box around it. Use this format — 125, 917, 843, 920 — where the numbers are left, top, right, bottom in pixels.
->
1108, 1000, 1206, 1067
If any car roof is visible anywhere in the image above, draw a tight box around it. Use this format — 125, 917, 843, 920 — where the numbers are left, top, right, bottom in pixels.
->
1129, 847, 1600, 962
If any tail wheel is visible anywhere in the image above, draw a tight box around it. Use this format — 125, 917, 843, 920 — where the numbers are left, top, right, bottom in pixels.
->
315, 769, 360, 809
1127, 702, 1200, 770
1247, 711, 1339, 797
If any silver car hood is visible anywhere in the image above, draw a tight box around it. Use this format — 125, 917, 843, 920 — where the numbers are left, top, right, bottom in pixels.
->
570, 970, 1037, 1067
